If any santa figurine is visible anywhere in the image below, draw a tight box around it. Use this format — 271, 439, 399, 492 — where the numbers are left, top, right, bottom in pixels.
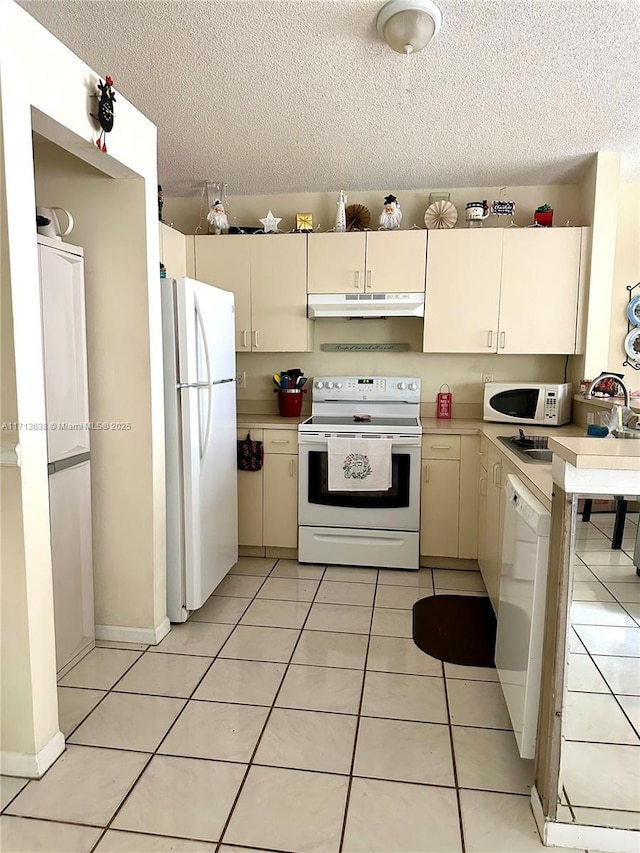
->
207, 199, 230, 235
379, 194, 402, 230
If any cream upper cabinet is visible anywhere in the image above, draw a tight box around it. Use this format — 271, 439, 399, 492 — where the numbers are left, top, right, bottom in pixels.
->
498, 228, 582, 354
159, 222, 188, 279
195, 235, 310, 352
423, 227, 583, 354
308, 231, 426, 294
423, 230, 503, 352
307, 233, 366, 293
365, 231, 427, 293
250, 235, 309, 352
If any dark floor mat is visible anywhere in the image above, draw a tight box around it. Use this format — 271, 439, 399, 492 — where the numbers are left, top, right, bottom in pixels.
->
412, 595, 497, 668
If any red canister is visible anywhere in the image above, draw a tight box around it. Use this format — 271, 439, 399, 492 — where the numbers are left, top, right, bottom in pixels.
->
276, 388, 305, 417
436, 384, 452, 419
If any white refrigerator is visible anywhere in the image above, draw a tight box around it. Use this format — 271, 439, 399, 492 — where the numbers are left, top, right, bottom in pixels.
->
162, 277, 238, 623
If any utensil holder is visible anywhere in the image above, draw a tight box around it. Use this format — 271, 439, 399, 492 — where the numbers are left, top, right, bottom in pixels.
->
276, 388, 306, 417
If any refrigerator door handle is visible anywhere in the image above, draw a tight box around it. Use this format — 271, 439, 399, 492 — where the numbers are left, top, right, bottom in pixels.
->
178, 378, 235, 389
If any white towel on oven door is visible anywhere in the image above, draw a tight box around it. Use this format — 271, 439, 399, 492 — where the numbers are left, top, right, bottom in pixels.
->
327, 438, 392, 491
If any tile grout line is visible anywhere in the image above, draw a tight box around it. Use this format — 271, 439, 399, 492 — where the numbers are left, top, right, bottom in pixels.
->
85, 558, 282, 853
436, 571, 467, 853
336, 563, 382, 853
213, 558, 333, 853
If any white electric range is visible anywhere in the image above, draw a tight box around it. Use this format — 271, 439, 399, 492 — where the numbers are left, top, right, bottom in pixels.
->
298, 376, 422, 570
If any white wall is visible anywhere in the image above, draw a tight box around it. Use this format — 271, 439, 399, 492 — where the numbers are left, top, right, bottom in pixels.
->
0, 0, 165, 775
608, 182, 640, 393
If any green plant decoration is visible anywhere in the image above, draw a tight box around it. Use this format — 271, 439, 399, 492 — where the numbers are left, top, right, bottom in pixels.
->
536, 204, 553, 212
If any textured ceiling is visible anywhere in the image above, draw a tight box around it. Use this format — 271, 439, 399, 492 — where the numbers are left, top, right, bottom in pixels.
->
19, 0, 640, 196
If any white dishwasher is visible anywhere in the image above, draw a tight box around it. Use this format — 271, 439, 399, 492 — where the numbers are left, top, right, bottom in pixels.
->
496, 474, 551, 759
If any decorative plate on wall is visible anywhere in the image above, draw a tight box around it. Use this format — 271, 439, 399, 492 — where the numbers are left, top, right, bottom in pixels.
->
424, 200, 458, 229
624, 328, 640, 362
627, 294, 640, 327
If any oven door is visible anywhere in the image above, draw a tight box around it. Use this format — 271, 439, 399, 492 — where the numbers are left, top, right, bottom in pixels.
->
298, 434, 420, 531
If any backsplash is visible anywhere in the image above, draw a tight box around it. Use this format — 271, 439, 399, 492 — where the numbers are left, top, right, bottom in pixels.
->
237, 334, 569, 419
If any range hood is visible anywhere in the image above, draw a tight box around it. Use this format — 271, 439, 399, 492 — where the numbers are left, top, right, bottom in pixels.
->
307, 292, 425, 319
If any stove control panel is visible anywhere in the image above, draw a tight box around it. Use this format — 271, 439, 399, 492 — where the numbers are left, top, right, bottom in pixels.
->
312, 377, 421, 402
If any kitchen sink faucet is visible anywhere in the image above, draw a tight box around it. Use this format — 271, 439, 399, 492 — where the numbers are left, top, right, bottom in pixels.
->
585, 372, 630, 408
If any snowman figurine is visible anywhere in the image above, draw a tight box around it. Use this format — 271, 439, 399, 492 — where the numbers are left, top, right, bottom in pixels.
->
379, 194, 402, 230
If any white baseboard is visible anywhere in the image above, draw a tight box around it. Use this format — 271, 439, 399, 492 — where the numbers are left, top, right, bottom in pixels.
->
95, 617, 171, 646
530, 785, 546, 841
531, 785, 638, 853
1, 730, 65, 778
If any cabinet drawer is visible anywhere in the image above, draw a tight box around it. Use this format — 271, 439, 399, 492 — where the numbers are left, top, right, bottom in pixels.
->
422, 435, 461, 460
264, 429, 298, 454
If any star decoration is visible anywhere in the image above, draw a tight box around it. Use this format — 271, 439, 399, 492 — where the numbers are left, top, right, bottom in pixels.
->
259, 210, 282, 233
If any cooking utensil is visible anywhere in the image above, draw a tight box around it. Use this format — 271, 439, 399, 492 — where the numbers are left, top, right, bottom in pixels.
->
296, 377, 308, 388
273, 373, 281, 386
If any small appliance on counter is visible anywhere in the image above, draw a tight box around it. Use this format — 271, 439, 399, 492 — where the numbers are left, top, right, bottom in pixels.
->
484, 382, 571, 426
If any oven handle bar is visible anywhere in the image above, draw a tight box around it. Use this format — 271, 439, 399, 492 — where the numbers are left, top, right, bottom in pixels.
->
298, 433, 421, 447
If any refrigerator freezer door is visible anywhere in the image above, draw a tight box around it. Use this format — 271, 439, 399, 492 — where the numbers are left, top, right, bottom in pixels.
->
181, 380, 238, 610
38, 244, 90, 462
176, 277, 236, 383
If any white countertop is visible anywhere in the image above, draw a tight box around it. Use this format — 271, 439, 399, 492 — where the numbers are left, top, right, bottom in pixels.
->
548, 436, 640, 470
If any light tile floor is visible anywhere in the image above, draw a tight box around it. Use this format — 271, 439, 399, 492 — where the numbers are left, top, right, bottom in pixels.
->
3, 545, 630, 852
562, 511, 640, 832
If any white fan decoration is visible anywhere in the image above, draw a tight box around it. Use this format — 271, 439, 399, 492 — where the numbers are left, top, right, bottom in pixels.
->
424, 200, 458, 229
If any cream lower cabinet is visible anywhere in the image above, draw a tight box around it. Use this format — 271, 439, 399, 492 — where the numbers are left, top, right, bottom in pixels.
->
237, 429, 298, 549
423, 227, 583, 354
478, 442, 513, 613
195, 234, 310, 352
420, 435, 479, 559
308, 231, 426, 294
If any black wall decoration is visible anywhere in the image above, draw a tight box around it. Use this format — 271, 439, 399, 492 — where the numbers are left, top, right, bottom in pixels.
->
91, 76, 116, 152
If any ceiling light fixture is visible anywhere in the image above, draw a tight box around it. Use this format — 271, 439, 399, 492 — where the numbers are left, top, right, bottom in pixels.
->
376, 0, 442, 55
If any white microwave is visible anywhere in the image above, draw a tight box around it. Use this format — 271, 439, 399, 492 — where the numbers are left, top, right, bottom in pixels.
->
483, 382, 572, 426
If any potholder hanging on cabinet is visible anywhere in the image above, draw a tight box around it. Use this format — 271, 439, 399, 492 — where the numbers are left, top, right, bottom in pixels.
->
237, 432, 264, 471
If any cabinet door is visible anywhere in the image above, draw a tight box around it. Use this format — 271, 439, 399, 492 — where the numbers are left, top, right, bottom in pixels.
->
420, 459, 460, 557
423, 230, 503, 352
307, 233, 365, 293
482, 444, 503, 612
263, 453, 298, 548
39, 245, 90, 460
250, 234, 310, 352
499, 228, 582, 354
237, 429, 264, 546
459, 435, 480, 559
49, 461, 94, 675
194, 236, 252, 351
365, 231, 427, 293
160, 223, 187, 278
